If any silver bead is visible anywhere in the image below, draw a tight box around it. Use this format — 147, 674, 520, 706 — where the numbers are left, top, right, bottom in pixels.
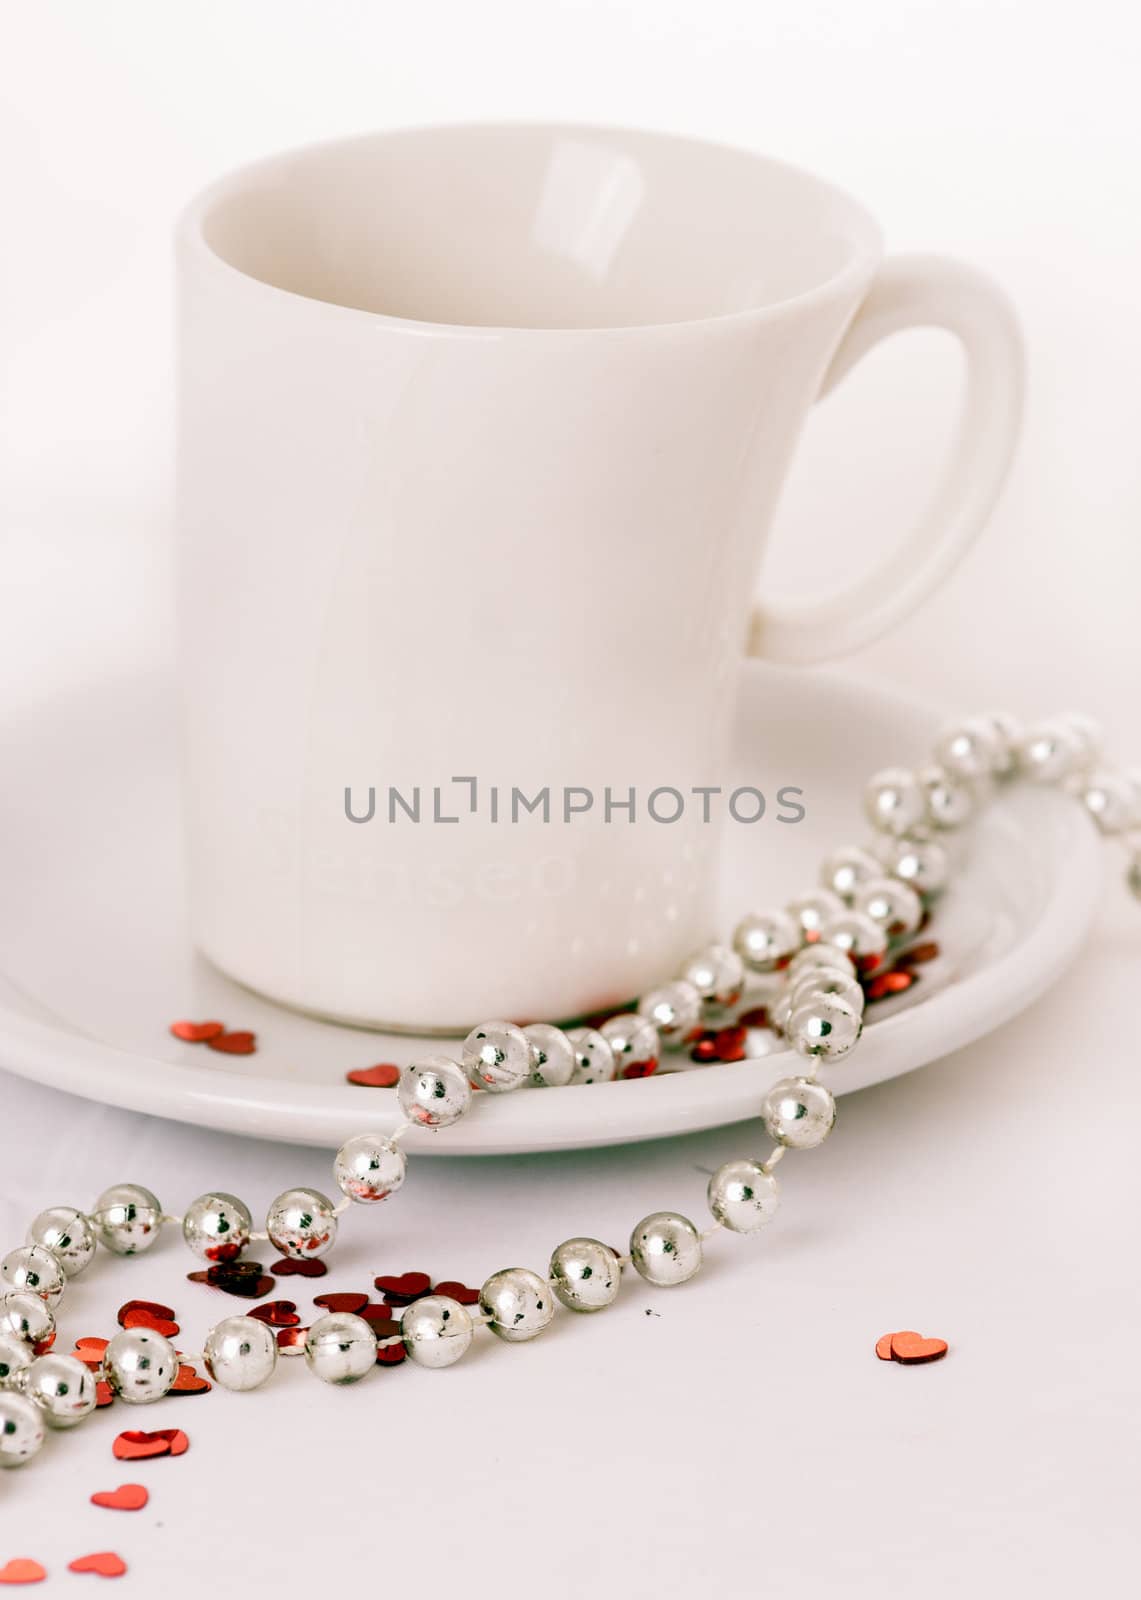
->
817, 911, 888, 974
864, 768, 925, 835
0, 1390, 45, 1468
851, 876, 924, 939
27, 1207, 95, 1278
203, 1315, 278, 1391
566, 1027, 616, 1085
523, 1023, 576, 1088
462, 1020, 532, 1092
770, 988, 794, 1034
397, 1054, 472, 1128
733, 909, 800, 972
638, 979, 702, 1045
1017, 721, 1085, 784
401, 1295, 473, 1368
762, 1076, 836, 1149
333, 1134, 407, 1204
182, 1192, 253, 1262
630, 1212, 703, 1286
790, 968, 864, 1015
873, 833, 949, 897
979, 711, 1023, 776
934, 717, 1003, 780
1069, 770, 1136, 836
265, 1187, 338, 1260
22, 1354, 97, 1429
104, 1328, 177, 1404
819, 845, 883, 901
787, 994, 862, 1061
919, 763, 975, 829
0, 1294, 55, 1353
787, 943, 857, 983
0, 1333, 33, 1385
548, 1238, 621, 1313
479, 1267, 555, 1342
680, 943, 745, 1008
1060, 712, 1102, 768
1, 1247, 65, 1307
707, 1159, 780, 1234
600, 1014, 660, 1078
787, 888, 846, 940
304, 1312, 376, 1384
90, 1184, 164, 1256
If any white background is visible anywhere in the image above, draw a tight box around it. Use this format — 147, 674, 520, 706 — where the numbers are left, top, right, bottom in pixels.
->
2, 2, 1139, 1595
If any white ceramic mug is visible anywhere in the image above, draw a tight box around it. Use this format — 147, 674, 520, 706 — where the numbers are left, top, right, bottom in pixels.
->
176, 123, 1023, 1030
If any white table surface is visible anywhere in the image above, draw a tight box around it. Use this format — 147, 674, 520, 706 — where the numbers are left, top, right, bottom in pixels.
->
3, 3, 1140, 1593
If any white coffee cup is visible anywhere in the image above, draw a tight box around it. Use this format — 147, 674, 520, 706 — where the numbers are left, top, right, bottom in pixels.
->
176, 122, 1022, 1030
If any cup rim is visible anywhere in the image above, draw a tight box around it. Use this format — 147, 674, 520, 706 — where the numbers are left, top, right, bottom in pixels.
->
177, 120, 884, 339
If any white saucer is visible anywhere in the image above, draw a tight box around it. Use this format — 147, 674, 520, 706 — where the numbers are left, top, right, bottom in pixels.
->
0, 663, 1100, 1155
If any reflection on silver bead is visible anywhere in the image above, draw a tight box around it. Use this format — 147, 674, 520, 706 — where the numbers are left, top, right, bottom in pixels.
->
600, 1014, 660, 1079
401, 1295, 473, 1368
762, 1076, 836, 1149
934, 717, 1003, 780
463, 1021, 532, 1093
398, 1054, 472, 1129
818, 911, 888, 974
787, 888, 845, 939
182, 1193, 252, 1262
567, 1027, 616, 1085
1018, 721, 1085, 784
523, 1023, 576, 1088
1, 1247, 65, 1307
304, 1313, 377, 1384
334, 1134, 406, 1204
787, 943, 857, 983
204, 1315, 278, 1391
864, 768, 925, 836
790, 969, 864, 1015
0, 1333, 33, 1385
852, 876, 924, 939
90, 1184, 163, 1256
680, 943, 744, 1008
0, 1390, 45, 1468
0, 1294, 55, 1353
22, 1354, 96, 1429
874, 834, 949, 897
707, 1159, 780, 1234
480, 1268, 554, 1342
733, 909, 800, 972
820, 845, 883, 902
28, 1208, 95, 1278
630, 1212, 703, 1286
1068, 770, 1136, 836
919, 764, 975, 829
788, 995, 862, 1061
265, 1188, 338, 1259
549, 1239, 621, 1313
638, 980, 702, 1045
104, 1328, 177, 1404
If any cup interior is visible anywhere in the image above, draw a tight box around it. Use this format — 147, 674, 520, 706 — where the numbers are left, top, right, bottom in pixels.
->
192, 124, 880, 331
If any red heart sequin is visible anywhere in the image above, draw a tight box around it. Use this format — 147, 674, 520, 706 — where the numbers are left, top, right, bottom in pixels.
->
865, 970, 916, 1002
901, 940, 940, 965
247, 1300, 300, 1327
117, 1300, 176, 1324
689, 1036, 718, 1063
90, 1485, 148, 1512
169, 1364, 211, 1395
358, 1302, 398, 1326
712, 1026, 747, 1062
345, 1063, 401, 1088
169, 1020, 225, 1043
371, 1319, 406, 1365
737, 1006, 769, 1028
312, 1292, 369, 1314
271, 1258, 327, 1278
431, 1280, 481, 1307
275, 1327, 308, 1353
188, 1263, 275, 1299
73, 1337, 109, 1368
67, 1553, 127, 1579
889, 1330, 948, 1364
112, 1429, 189, 1462
372, 1271, 431, 1303
119, 1308, 180, 1339
94, 1382, 114, 1409
206, 1030, 257, 1055
619, 1055, 659, 1080
0, 1559, 46, 1585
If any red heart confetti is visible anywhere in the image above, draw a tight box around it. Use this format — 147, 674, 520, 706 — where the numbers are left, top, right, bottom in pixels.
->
72, 1337, 109, 1368
737, 1006, 769, 1028
112, 1429, 189, 1462
865, 970, 916, 1003
371, 1320, 406, 1365
188, 1262, 275, 1299
431, 1280, 481, 1307
94, 1382, 114, 1409
247, 1300, 301, 1327
169, 1019, 225, 1043
875, 1331, 904, 1361
206, 1030, 257, 1055
271, 1257, 327, 1278
712, 1026, 747, 1063
889, 1330, 948, 1364
901, 940, 940, 966
312, 1292, 369, 1314
345, 1063, 401, 1088
689, 1036, 718, 1062
169, 1364, 211, 1396
0, 1560, 46, 1585
372, 1271, 431, 1303
619, 1055, 659, 1080
117, 1300, 176, 1324
275, 1327, 308, 1354
67, 1553, 127, 1579
119, 1308, 180, 1339
90, 1485, 148, 1512
358, 1302, 398, 1326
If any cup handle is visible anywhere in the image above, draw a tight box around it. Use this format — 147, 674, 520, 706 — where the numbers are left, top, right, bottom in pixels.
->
747, 253, 1025, 663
